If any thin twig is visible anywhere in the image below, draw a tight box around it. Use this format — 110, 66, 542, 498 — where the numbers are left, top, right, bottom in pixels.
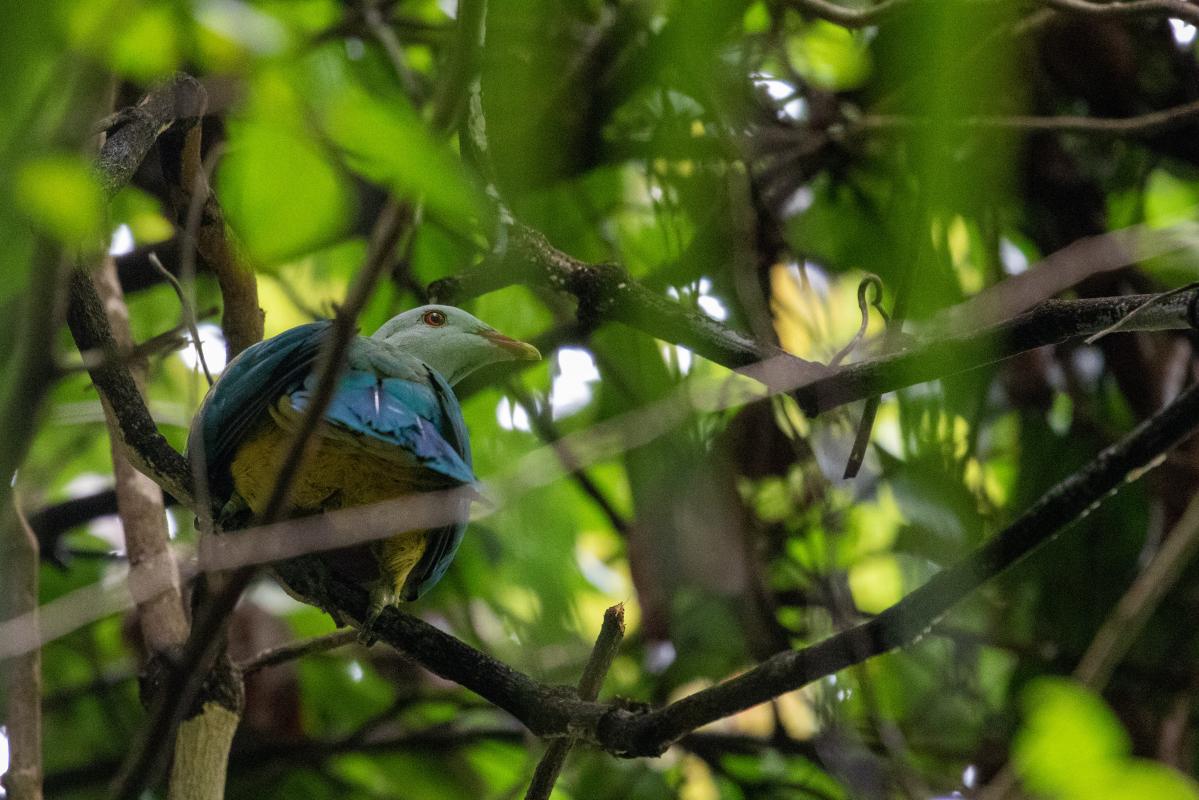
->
362, 0, 423, 100
1039, 0, 1199, 27
786, 0, 904, 27
260, 199, 409, 526
855, 97, 1199, 138
506, 383, 632, 537
148, 253, 212, 385
238, 630, 361, 676
67, 306, 219, 375
788, 0, 1199, 28
529, 604, 625, 800
159, 108, 262, 359
1085, 282, 1199, 345
1075, 491, 1199, 690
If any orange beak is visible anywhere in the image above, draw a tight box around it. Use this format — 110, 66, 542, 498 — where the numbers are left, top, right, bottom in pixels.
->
480, 330, 541, 361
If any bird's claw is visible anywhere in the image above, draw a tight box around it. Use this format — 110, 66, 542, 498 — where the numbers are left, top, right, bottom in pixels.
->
358, 585, 392, 645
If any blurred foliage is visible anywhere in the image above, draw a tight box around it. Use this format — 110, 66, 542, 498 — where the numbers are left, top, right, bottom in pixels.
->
1013, 679, 1199, 800
3, 0, 1199, 798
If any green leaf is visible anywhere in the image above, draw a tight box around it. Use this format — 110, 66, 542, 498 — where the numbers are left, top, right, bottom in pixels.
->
16, 154, 104, 243
321, 89, 487, 232
1144, 168, 1199, 229
108, 4, 182, 79
217, 120, 353, 264
1013, 678, 1130, 798
1014, 679, 1199, 800
743, 2, 771, 34
110, 186, 173, 245
1108, 762, 1199, 800
786, 21, 872, 91
847, 554, 903, 613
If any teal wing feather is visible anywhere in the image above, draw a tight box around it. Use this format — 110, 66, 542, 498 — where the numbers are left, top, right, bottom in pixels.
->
288, 368, 474, 486
400, 367, 472, 599
188, 321, 333, 506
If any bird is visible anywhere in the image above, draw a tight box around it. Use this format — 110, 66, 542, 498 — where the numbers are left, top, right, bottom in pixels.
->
188, 304, 540, 634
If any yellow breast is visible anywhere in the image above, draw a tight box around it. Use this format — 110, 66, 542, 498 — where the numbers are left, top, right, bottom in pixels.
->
229, 415, 430, 595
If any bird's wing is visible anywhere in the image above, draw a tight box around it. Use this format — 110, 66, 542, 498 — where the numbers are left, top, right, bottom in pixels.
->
191, 326, 474, 599
302, 358, 475, 600
400, 366, 472, 600
289, 367, 475, 487
188, 321, 333, 505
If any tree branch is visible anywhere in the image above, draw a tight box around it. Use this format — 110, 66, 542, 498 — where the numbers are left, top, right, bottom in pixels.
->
265, 369, 1199, 758
1038, 0, 1199, 27
1, 505, 43, 800
786, 0, 1199, 29
428, 224, 812, 373
791, 290, 1199, 417
526, 604, 625, 800
68, 75, 206, 508
36, 289, 1199, 560
67, 270, 195, 507
603, 375, 1199, 756
786, 0, 903, 28
855, 98, 1199, 138
93, 74, 207, 200
237, 630, 360, 677
430, 226, 1199, 422
92, 257, 189, 656
158, 92, 263, 358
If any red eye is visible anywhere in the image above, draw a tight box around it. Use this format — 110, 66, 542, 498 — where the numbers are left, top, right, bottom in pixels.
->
422, 310, 448, 327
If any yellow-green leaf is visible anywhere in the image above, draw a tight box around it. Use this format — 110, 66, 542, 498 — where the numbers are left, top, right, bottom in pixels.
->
217, 120, 353, 265
110, 186, 173, 246
322, 89, 487, 233
108, 4, 182, 80
16, 154, 104, 243
1013, 678, 1130, 798
787, 20, 872, 91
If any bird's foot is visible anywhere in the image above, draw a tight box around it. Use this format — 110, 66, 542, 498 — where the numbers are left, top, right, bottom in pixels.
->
358, 585, 393, 645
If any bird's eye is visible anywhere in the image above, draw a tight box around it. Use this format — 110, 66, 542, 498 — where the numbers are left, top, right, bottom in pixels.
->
422, 310, 448, 327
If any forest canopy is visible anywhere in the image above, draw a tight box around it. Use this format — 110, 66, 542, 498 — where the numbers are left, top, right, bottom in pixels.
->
5, 1, 1199, 799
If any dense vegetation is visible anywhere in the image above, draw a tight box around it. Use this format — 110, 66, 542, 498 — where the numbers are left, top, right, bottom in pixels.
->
5, 1, 1199, 798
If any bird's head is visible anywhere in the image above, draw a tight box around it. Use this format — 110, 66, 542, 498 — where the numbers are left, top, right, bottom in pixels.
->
371, 304, 541, 385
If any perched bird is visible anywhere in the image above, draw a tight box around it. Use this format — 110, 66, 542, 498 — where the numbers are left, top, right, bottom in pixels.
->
189, 304, 540, 631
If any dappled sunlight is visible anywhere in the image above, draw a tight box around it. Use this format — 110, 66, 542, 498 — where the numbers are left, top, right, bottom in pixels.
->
550, 347, 600, 419
9, 0, 1199, 797
177, 321, 229, 375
